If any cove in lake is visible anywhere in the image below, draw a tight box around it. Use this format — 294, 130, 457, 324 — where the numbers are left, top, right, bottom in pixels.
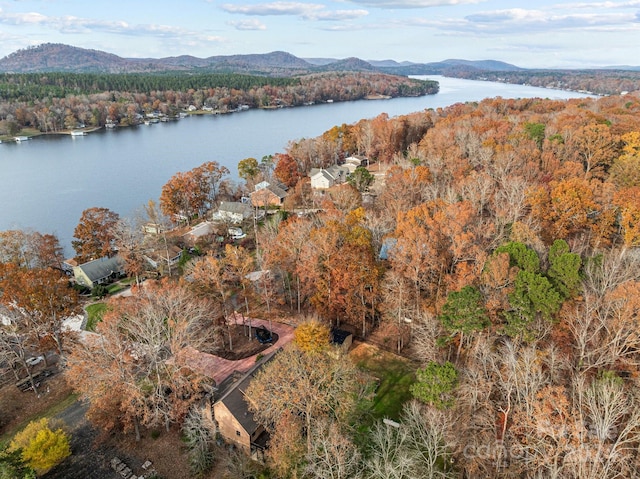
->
0, 76, 592, 255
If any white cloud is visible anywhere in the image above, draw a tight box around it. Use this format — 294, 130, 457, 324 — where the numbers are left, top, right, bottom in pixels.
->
221, 2, 368, 21
556, 1, 640, 9
412, 7, 640, 35
305, 9, 369, 20
0, 9, 225, 43
221, 2, 325, 16
228, 19, 268, 30
344, 0, 486, 8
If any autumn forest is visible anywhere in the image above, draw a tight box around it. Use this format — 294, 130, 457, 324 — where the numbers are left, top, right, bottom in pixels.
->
0, 71, 436, 137
2, 87, 640, 479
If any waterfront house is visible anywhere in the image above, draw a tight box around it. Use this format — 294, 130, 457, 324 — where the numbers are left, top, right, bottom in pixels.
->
72, 256, 125, 289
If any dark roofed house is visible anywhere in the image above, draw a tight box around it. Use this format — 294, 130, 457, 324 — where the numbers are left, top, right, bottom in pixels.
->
212, 352, 277, 459
72, 256, 125, 289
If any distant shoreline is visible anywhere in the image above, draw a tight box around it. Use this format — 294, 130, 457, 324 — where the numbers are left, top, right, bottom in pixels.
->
0, 92, 437, 143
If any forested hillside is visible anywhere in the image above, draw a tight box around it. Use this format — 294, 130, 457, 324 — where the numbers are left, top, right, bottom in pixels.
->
453, 68, 640, 96
0, 71, 436, 136
2, 90, 640, 478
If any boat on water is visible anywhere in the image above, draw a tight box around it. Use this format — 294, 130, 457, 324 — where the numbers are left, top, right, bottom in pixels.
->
70, 130, 86, 136
14, 136, 30, 142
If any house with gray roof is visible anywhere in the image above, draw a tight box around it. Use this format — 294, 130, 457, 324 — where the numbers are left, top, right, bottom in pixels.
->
72, 256, 125, 289
212, 351, 278, 458
217, 201, 254, 224
250, 183, 287, 208
309, 165, 350, 189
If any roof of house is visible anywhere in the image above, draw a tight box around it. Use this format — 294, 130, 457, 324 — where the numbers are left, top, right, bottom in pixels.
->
255, 180, 288, 192
310, 165, 349, 181
266, 184, 287, 199
76, 256, 124, 282
310, 169, 334, 182
344, 156, 364, 166
251, 184, 287, 200
379, 237, 398, 260
245, 270, 270, 282
219, 201, 252, 216
331, 328, 353, 345
254, 181, 270, 191
214, 350, 279, 435
186, 221, 214, 239
63, 258, 79, 268
145, 245, 183, 263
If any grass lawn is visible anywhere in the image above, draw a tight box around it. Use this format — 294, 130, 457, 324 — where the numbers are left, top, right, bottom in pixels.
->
0, 127, 43, 142
85, 302, 108, 331
106, 282, 126, 295
351, 342, 416, 421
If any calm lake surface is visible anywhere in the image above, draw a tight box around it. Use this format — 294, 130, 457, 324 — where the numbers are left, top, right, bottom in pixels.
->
0, 76, 591, 255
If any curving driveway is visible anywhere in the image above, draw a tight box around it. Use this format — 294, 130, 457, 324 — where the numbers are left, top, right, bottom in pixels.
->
179, 317, 294, 385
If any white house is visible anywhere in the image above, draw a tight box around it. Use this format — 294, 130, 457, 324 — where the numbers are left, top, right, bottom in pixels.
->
343, 156, 367, 174
309, 165, 350, 190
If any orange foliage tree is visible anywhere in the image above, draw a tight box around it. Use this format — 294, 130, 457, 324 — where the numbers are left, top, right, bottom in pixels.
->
72, 206, 120, 262
65, 280, 217, 440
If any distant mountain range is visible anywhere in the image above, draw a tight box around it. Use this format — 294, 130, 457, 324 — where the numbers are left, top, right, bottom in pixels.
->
0, 43, 526, 76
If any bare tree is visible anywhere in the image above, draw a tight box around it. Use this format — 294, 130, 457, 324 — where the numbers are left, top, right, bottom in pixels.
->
0, 307, 40, 395
66, 280, 217, 439
182, 407, 216, 477
402, 401, 455, 478
245, 346, 366, 454
366, 418, 415, 479
112, 216, 146, 286
305, 419, 362, 479
365, 400, 455, 479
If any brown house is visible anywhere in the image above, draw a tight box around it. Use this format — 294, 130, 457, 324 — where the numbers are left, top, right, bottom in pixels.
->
212, 352, 276, 458
250, 183, 287, 208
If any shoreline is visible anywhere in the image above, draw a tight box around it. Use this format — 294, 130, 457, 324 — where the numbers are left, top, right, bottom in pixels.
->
0, 92, 434, 143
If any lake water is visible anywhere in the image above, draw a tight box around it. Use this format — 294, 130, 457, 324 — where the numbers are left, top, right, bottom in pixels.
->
0, 76, 591, 255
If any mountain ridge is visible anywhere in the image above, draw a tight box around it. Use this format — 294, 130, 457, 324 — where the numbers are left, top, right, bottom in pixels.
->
0, 43, 524, 76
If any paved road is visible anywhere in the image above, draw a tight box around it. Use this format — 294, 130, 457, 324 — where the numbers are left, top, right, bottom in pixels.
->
48, 400, 134, 479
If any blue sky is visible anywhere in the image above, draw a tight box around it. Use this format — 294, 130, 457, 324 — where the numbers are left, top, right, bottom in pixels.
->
0, 1, 639, 68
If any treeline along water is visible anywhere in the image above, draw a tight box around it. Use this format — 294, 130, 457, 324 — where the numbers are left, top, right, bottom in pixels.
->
0, 76, 591, 255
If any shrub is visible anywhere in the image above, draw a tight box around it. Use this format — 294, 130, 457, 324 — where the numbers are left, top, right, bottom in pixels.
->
8, 418, 71, 475
91, 284, 108, 298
